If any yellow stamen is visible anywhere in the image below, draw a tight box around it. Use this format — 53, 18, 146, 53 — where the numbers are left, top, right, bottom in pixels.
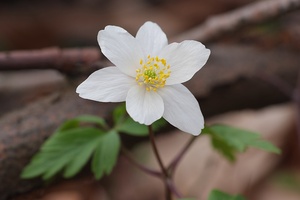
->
135, 55, 171, 92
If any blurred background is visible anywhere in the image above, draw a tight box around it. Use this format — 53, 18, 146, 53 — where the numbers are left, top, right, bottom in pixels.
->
1, 0, 300, 200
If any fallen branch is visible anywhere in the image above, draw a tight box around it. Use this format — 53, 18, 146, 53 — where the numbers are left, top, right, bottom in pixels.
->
173, 0, 300, 42
0, 47, 102, 74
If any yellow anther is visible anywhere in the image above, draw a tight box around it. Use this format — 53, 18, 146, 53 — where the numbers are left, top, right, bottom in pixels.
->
135, 55, 171, 92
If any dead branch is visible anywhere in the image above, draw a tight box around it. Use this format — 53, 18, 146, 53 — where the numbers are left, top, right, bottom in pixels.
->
173, 0, 300, 42
0, 47, 102, 74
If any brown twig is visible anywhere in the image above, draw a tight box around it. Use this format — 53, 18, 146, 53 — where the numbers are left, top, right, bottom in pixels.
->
0, 47, 102, 74
173, 0, 300, 42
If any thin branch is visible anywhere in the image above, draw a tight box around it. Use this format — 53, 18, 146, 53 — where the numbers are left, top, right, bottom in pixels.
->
0, 47, 102, 74
173, 0, 300, 42
120, 145, 162, 178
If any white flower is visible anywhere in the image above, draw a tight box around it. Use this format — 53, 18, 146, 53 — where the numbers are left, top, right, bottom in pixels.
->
76, 21, 210, 136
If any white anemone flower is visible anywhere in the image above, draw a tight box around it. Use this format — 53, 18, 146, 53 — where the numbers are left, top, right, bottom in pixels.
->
76, 21, 210, 136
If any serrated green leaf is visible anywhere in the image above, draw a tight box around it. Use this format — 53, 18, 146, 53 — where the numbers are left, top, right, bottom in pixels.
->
208, 189, 246, 200
211, 137, 236, 161
56, 119, 80, 132
63, 140, 98, 178
75, 115, 108, 129
55, 116, 108, 134
249, 140, 281, 154
116, 117, 167, 136
116, 117, 148, 136
22, 127, 105, 180
204, 124, 281, 161
92, 130, 121, 179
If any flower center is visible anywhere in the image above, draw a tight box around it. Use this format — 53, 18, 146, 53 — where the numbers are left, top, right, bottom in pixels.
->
136, 55, 171, 92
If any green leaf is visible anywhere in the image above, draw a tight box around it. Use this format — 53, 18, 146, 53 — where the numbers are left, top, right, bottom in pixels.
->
116, 117, 167, 136
75, 115, 108, 129
56, 119, 80, 132
249, 140, 281, 154
116, 117, 148, 136
21, 127, 105, 180
203, 124, 281, 161
55, 115, 108, 133
208, 189, 246, 200
92, 130, 121, 179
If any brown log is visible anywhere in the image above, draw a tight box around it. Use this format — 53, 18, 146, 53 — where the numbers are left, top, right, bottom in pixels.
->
1, 44, 299, 199
0, 92, 114, 200
173, 0, 300, 42
0, 70, 67, 117
0, 47, 102, 74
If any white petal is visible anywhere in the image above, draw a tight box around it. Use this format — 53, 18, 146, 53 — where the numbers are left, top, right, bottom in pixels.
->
158, 84, 204, 135
159, 40, 210, 85
126, 85, 164, 125
98, 26, 144, 77
136, 21, 168, 56
104, 25, 128, 34
76, 67, 135, 102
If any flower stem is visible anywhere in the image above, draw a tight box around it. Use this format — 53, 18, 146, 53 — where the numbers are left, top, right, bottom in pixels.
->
148, 125, 183, 200
168, 136, 197, 174
148, 125, 169, 178
120, 145, 162, 178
